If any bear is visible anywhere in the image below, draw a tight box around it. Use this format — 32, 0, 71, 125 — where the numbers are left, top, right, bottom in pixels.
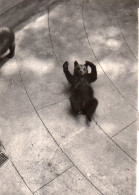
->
0, 27, 15, 59
63, 60, 98, 121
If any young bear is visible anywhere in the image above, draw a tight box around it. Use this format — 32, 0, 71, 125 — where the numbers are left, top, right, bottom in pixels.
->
0, 27, 15, 59
63, 60, 98, 121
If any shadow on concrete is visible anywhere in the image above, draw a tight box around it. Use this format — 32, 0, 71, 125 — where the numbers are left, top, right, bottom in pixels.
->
0, 56, 13, 69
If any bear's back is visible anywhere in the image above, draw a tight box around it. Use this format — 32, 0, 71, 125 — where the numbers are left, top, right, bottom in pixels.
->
0, 27, 15, 44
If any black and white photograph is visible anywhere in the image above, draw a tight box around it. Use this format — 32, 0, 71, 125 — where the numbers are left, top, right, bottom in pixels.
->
0, 0, 138, 194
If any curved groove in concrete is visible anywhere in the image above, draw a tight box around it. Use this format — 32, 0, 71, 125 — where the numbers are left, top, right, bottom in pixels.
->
10, 159, 33, 194
117, 17, 137, 61
82, 0, 137, 110
93, 118, 136, 162
48, 7, 60, 66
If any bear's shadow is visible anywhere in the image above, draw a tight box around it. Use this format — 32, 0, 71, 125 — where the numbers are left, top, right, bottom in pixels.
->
0, 56, 11, 69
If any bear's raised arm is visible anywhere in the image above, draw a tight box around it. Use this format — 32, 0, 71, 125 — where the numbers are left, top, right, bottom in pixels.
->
63, 61, 75, 85
85, 61, 97, 83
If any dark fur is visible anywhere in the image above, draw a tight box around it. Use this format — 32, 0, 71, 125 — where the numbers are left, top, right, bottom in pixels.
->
63, 60, 98, 121
0, 27, 15, 59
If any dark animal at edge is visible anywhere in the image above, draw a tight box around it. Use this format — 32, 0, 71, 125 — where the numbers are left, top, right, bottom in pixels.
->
63, 60, 98, 121
0, 27, 15, 59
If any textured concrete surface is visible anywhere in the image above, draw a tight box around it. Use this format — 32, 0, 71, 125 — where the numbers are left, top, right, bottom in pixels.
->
0, 58, 33, 115
0, 0, 23, 15
34, 166, 101, 195
0, 0, 38, 28
112, 121, 137, 161
0, 111, 72, 192
0, 0, 56, 28
0, 160, 32, 195
38, 101, 136, 194
0, 0, 137, 194
15, 13, 68, 110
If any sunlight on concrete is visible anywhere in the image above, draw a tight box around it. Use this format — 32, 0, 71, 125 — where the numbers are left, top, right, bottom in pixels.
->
20, 57, 55, 75
0, 58, 18, 77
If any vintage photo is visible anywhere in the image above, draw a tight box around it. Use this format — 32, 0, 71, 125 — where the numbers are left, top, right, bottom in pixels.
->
0, 0, 138, 194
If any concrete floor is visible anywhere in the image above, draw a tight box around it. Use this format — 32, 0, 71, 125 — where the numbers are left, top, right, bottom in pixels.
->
0, 0, 138, 194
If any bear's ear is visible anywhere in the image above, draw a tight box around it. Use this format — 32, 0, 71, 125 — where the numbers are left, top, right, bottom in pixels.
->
85, 63, 88, 68
74, 61, 79, 68
84, 61, 88, 67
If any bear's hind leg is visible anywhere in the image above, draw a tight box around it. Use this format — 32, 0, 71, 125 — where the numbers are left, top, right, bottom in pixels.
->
70, 96, 81, 114
84, 98, 98, 121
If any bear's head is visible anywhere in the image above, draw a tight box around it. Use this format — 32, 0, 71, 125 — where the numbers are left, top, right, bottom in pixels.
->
73, 61, 88, 76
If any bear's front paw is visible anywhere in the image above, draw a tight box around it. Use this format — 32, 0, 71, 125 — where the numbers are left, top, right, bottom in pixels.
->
85, 61, 95, 67
63, 61, 68, 70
